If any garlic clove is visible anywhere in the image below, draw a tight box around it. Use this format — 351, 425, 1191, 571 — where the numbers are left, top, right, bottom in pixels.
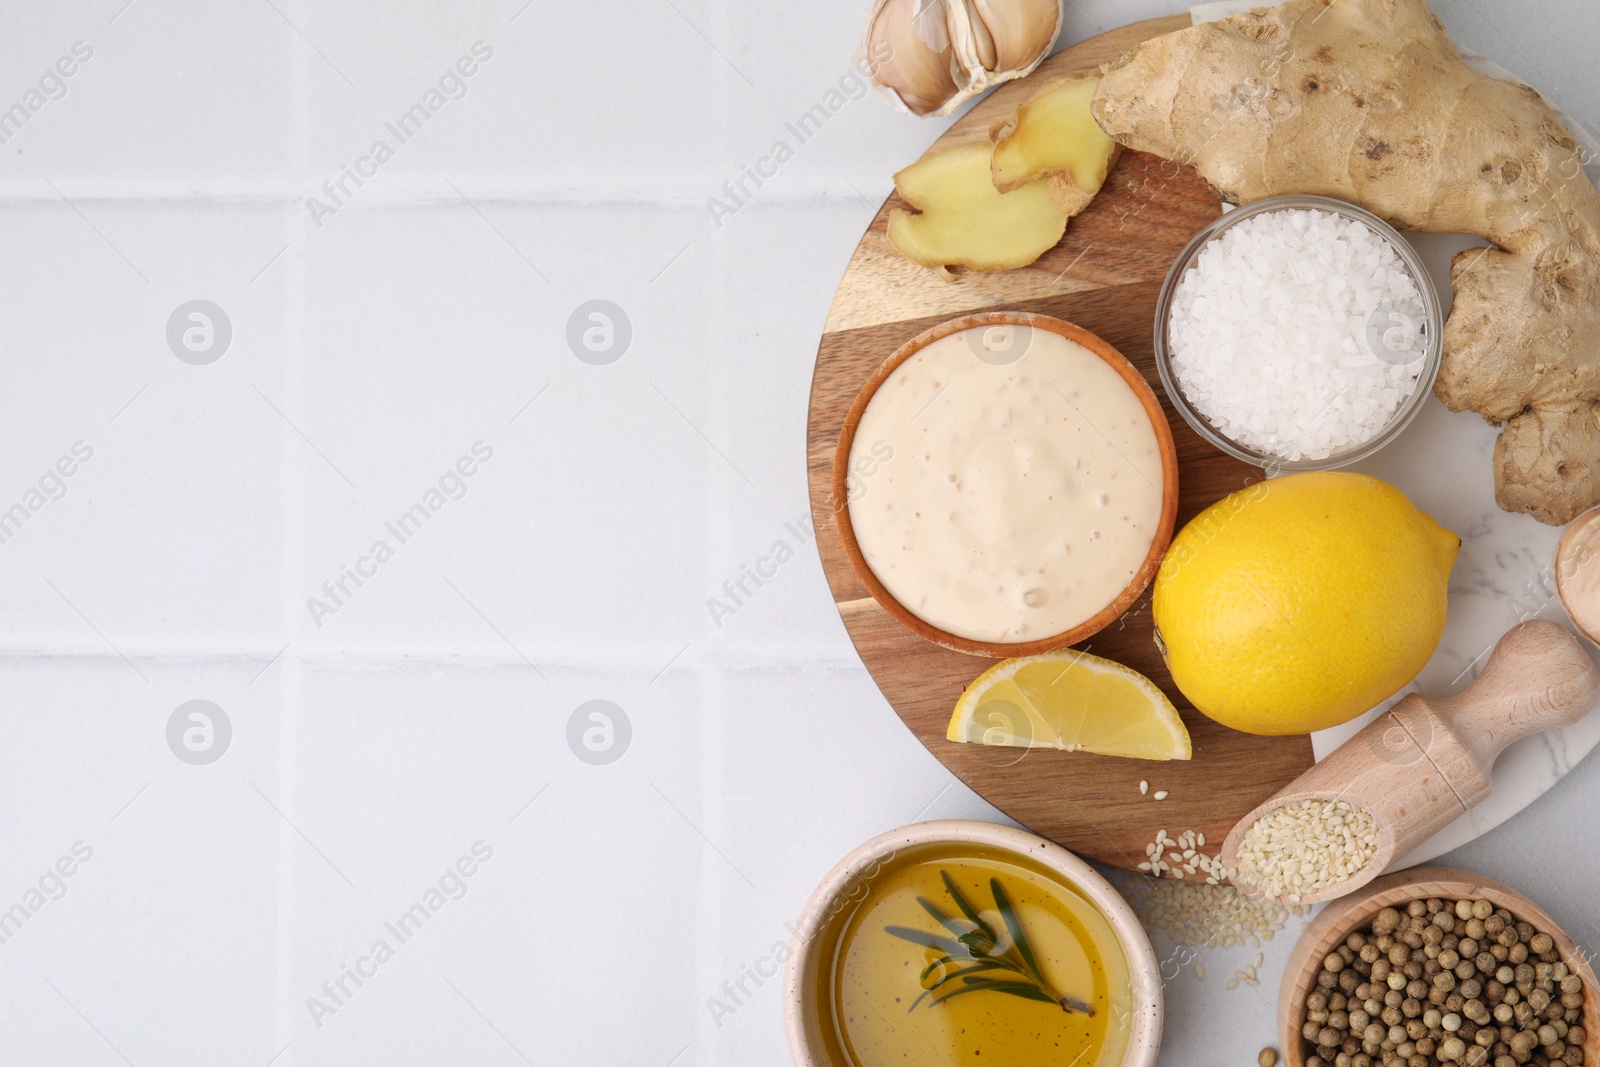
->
964, 3, 999, 72
965, 0, 1061, 77
864, 0, 961, 117
864, 0, 1063, 116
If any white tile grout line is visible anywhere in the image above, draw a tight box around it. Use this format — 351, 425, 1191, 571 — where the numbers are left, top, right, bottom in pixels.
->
260, 0, 356, 88
694, 8, 738, 1054
271, 2, 312, 1051
0, 640, 871, 668
0, 177, 895, 206
695, 663, 735, 1055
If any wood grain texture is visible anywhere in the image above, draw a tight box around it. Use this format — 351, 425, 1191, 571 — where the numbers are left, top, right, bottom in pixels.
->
822, 15, 1199, 335
1278, 867, 1600, 1067
805, 17, 1317, 872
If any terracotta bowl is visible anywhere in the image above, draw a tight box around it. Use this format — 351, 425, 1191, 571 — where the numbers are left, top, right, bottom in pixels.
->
783, 820, 1163, 1067
1279, 866, 1600, 1067
831, 311, 1181, 658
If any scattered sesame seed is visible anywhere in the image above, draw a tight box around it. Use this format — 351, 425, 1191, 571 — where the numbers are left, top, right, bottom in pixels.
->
1114, 871, 1310, 948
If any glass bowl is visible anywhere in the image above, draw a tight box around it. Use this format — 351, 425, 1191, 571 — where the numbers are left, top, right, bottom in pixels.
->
1152, 194, 1444, 472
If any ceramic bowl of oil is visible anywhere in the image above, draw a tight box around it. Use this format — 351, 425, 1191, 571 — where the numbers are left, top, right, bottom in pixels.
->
783, 820, 1162, 1067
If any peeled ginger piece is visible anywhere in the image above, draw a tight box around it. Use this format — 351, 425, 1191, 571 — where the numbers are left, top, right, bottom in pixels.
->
990, 76, 1122, 215
888, 143, 1068, 273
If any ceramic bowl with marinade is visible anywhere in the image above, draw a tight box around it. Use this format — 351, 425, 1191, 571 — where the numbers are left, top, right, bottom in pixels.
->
783, 820, 1162, 1067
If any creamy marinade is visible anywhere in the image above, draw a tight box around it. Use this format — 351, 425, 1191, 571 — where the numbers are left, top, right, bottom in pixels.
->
847, 324, 1164, 643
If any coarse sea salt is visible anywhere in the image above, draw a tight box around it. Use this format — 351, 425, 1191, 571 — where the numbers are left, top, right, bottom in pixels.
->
1167, 208, 1427, 461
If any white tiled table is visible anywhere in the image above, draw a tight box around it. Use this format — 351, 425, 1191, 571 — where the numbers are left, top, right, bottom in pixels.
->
1, 2, 1597, 1064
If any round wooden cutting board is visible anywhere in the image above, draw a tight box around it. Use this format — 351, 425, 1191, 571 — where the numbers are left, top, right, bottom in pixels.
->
805, 15, 1318, 873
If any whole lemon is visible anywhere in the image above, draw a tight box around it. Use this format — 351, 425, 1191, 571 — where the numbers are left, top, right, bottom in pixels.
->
1152, 472, 1459, 735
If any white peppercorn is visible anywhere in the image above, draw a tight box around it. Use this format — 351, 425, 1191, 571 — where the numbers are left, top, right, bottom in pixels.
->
1296, 898, 1586, 1067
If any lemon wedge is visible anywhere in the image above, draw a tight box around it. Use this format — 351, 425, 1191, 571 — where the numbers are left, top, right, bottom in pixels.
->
947, 650, 1192, 761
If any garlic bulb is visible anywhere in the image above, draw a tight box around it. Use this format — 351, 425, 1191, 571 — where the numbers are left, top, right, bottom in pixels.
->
863, 0, 1062, 117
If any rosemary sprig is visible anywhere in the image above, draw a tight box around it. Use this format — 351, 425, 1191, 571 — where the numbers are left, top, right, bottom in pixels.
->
885, 870, 1095, 1016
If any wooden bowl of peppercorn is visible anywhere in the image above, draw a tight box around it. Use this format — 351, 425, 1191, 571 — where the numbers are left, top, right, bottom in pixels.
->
1280, 867, 1598, 1067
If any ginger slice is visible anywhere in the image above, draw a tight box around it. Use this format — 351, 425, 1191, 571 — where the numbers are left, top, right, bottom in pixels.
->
1091, 0, 1600, 524
990, 75, 1123, 216
888, 143, 1068, 273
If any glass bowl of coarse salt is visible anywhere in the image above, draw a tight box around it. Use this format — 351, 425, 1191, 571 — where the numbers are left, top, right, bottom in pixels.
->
1152, 195, 1443, 471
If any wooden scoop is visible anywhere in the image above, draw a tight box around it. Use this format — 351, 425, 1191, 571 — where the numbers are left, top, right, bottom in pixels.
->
1219, 619, 1600, 905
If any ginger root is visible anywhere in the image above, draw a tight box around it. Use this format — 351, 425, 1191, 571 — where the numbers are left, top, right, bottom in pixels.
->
888, 143, 1068, 272
990, 76, 1123, 215
1091, 0, 1600, 524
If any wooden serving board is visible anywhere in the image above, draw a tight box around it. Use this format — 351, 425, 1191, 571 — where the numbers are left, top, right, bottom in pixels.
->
805, 15, 1318, 873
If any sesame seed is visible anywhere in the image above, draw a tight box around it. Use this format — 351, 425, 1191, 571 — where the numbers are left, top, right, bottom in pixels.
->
1234, 798, 1379, 900
1114, 867, 1310, 949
